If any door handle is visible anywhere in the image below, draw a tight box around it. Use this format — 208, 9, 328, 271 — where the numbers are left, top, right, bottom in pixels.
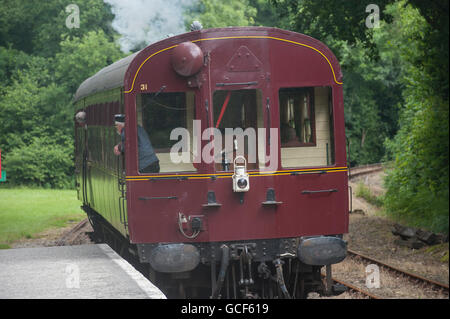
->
301, 188, 338, 194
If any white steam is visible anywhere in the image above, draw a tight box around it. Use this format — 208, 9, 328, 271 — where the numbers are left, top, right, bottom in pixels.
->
104, 0, 198, 52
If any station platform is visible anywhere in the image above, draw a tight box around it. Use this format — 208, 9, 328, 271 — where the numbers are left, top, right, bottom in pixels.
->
0, 244, 166, 299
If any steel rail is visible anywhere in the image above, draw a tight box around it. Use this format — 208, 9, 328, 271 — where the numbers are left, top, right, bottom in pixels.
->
347, 249, 449, 292
320, 273, 381, 299
348, 163, 384, 179
56, 218, 89, 246
331, 276, 382, 299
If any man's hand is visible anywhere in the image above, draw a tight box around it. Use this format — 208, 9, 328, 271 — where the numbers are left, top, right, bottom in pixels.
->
114, 144, 121, 155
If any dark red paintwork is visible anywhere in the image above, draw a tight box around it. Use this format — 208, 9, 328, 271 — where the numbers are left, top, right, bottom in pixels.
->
120, 27, 348, 244
171, 41, 204, 77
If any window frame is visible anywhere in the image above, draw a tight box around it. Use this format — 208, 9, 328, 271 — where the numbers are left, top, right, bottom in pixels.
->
212, 88, 264, 172
139, 91, 191, 153
136, 91, 198, 173
279, 87, 316, 148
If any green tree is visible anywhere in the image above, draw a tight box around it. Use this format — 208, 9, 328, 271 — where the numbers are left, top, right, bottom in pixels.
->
3, 136, 74, 188
381, 2, 449, 233
0, 56, 72, 154
0, 47, 30, 91
0, 0, 116, 57
249, 0, 292, 28
338, 35, 402, 165
0, 1, 123, 189
0, 30, 124, 187
270, 0, 394, 56
271, 0, 448, 92
185, 0, 257, 28
55, 30, 124, 93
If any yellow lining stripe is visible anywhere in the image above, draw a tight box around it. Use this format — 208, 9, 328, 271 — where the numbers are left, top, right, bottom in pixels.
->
124, 45, 177, 94
125, 167, 348, 181
124, 35, 342, 94
126, 166, 347, 178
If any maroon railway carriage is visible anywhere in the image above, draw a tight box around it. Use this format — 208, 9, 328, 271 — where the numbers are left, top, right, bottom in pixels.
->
74, 26, 348, 298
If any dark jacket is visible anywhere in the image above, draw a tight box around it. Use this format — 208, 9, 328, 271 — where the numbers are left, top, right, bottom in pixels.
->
120, 126, 158, 170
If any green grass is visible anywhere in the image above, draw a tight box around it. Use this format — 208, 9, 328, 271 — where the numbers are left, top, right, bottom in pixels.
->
355, 182, 384, 208
0, 188, 85, 248
425, 243, 449, 263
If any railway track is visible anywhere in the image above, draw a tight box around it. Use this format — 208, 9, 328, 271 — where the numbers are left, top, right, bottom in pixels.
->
348, 163, 384, 179
343, 164, 448, 298
347, 249, 449, 296
319, 273, 382, 299
320, 247, 448, 299
330, 276, 382, 299
56, 218, 91, 246
322, 248, 448, 299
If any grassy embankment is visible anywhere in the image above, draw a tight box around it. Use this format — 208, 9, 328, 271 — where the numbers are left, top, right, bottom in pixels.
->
355, 182, 384, 208
0, 188, 85, 249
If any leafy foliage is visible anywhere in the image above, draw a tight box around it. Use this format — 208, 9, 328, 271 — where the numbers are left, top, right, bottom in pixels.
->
55, 30, 124, 93
0, 0, 122, 189
338, 38, 401, 165
0, 56, 72, 153
0, 0, 116, 57
4, 136, 74, 188
270, 0, 394, 57
381, 2, 449, 233
185, 0, 257, 29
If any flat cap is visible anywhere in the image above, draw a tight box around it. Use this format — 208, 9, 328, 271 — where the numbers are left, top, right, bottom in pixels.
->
114, 114, 125, 124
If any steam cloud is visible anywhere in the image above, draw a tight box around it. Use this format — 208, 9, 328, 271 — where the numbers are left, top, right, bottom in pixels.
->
104, 0, 197, 52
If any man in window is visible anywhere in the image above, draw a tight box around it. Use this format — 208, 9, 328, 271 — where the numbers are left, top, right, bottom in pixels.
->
114, 114, 160, 173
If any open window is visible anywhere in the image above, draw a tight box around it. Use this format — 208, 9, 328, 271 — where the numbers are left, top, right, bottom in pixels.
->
279, 87, 335, 168
212, 89, 263, 171
136, 91, 197, 173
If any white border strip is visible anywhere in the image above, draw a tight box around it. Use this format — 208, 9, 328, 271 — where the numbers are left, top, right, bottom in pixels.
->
98, 244, 166, 299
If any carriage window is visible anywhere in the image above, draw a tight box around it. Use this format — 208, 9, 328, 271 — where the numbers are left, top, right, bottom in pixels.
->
137, 91, 196, 173
213, 89, 263, 171
279, 88, 315, 146
279, 87, 335, 168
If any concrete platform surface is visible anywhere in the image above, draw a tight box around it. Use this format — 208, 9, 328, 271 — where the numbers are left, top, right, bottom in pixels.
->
0, 244, 166, 299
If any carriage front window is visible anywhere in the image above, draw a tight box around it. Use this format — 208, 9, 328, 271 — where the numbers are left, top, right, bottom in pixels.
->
137, 91, 196, 173
279, 87, 335, 168
213, 89, 263, 171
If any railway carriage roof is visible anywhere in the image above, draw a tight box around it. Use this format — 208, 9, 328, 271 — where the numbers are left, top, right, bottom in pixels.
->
73, 51, 139, 102
74, 27, 341, 103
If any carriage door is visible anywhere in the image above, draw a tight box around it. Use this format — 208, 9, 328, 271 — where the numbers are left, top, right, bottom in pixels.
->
116, 99, 128, 236
279, 86, 342, 234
